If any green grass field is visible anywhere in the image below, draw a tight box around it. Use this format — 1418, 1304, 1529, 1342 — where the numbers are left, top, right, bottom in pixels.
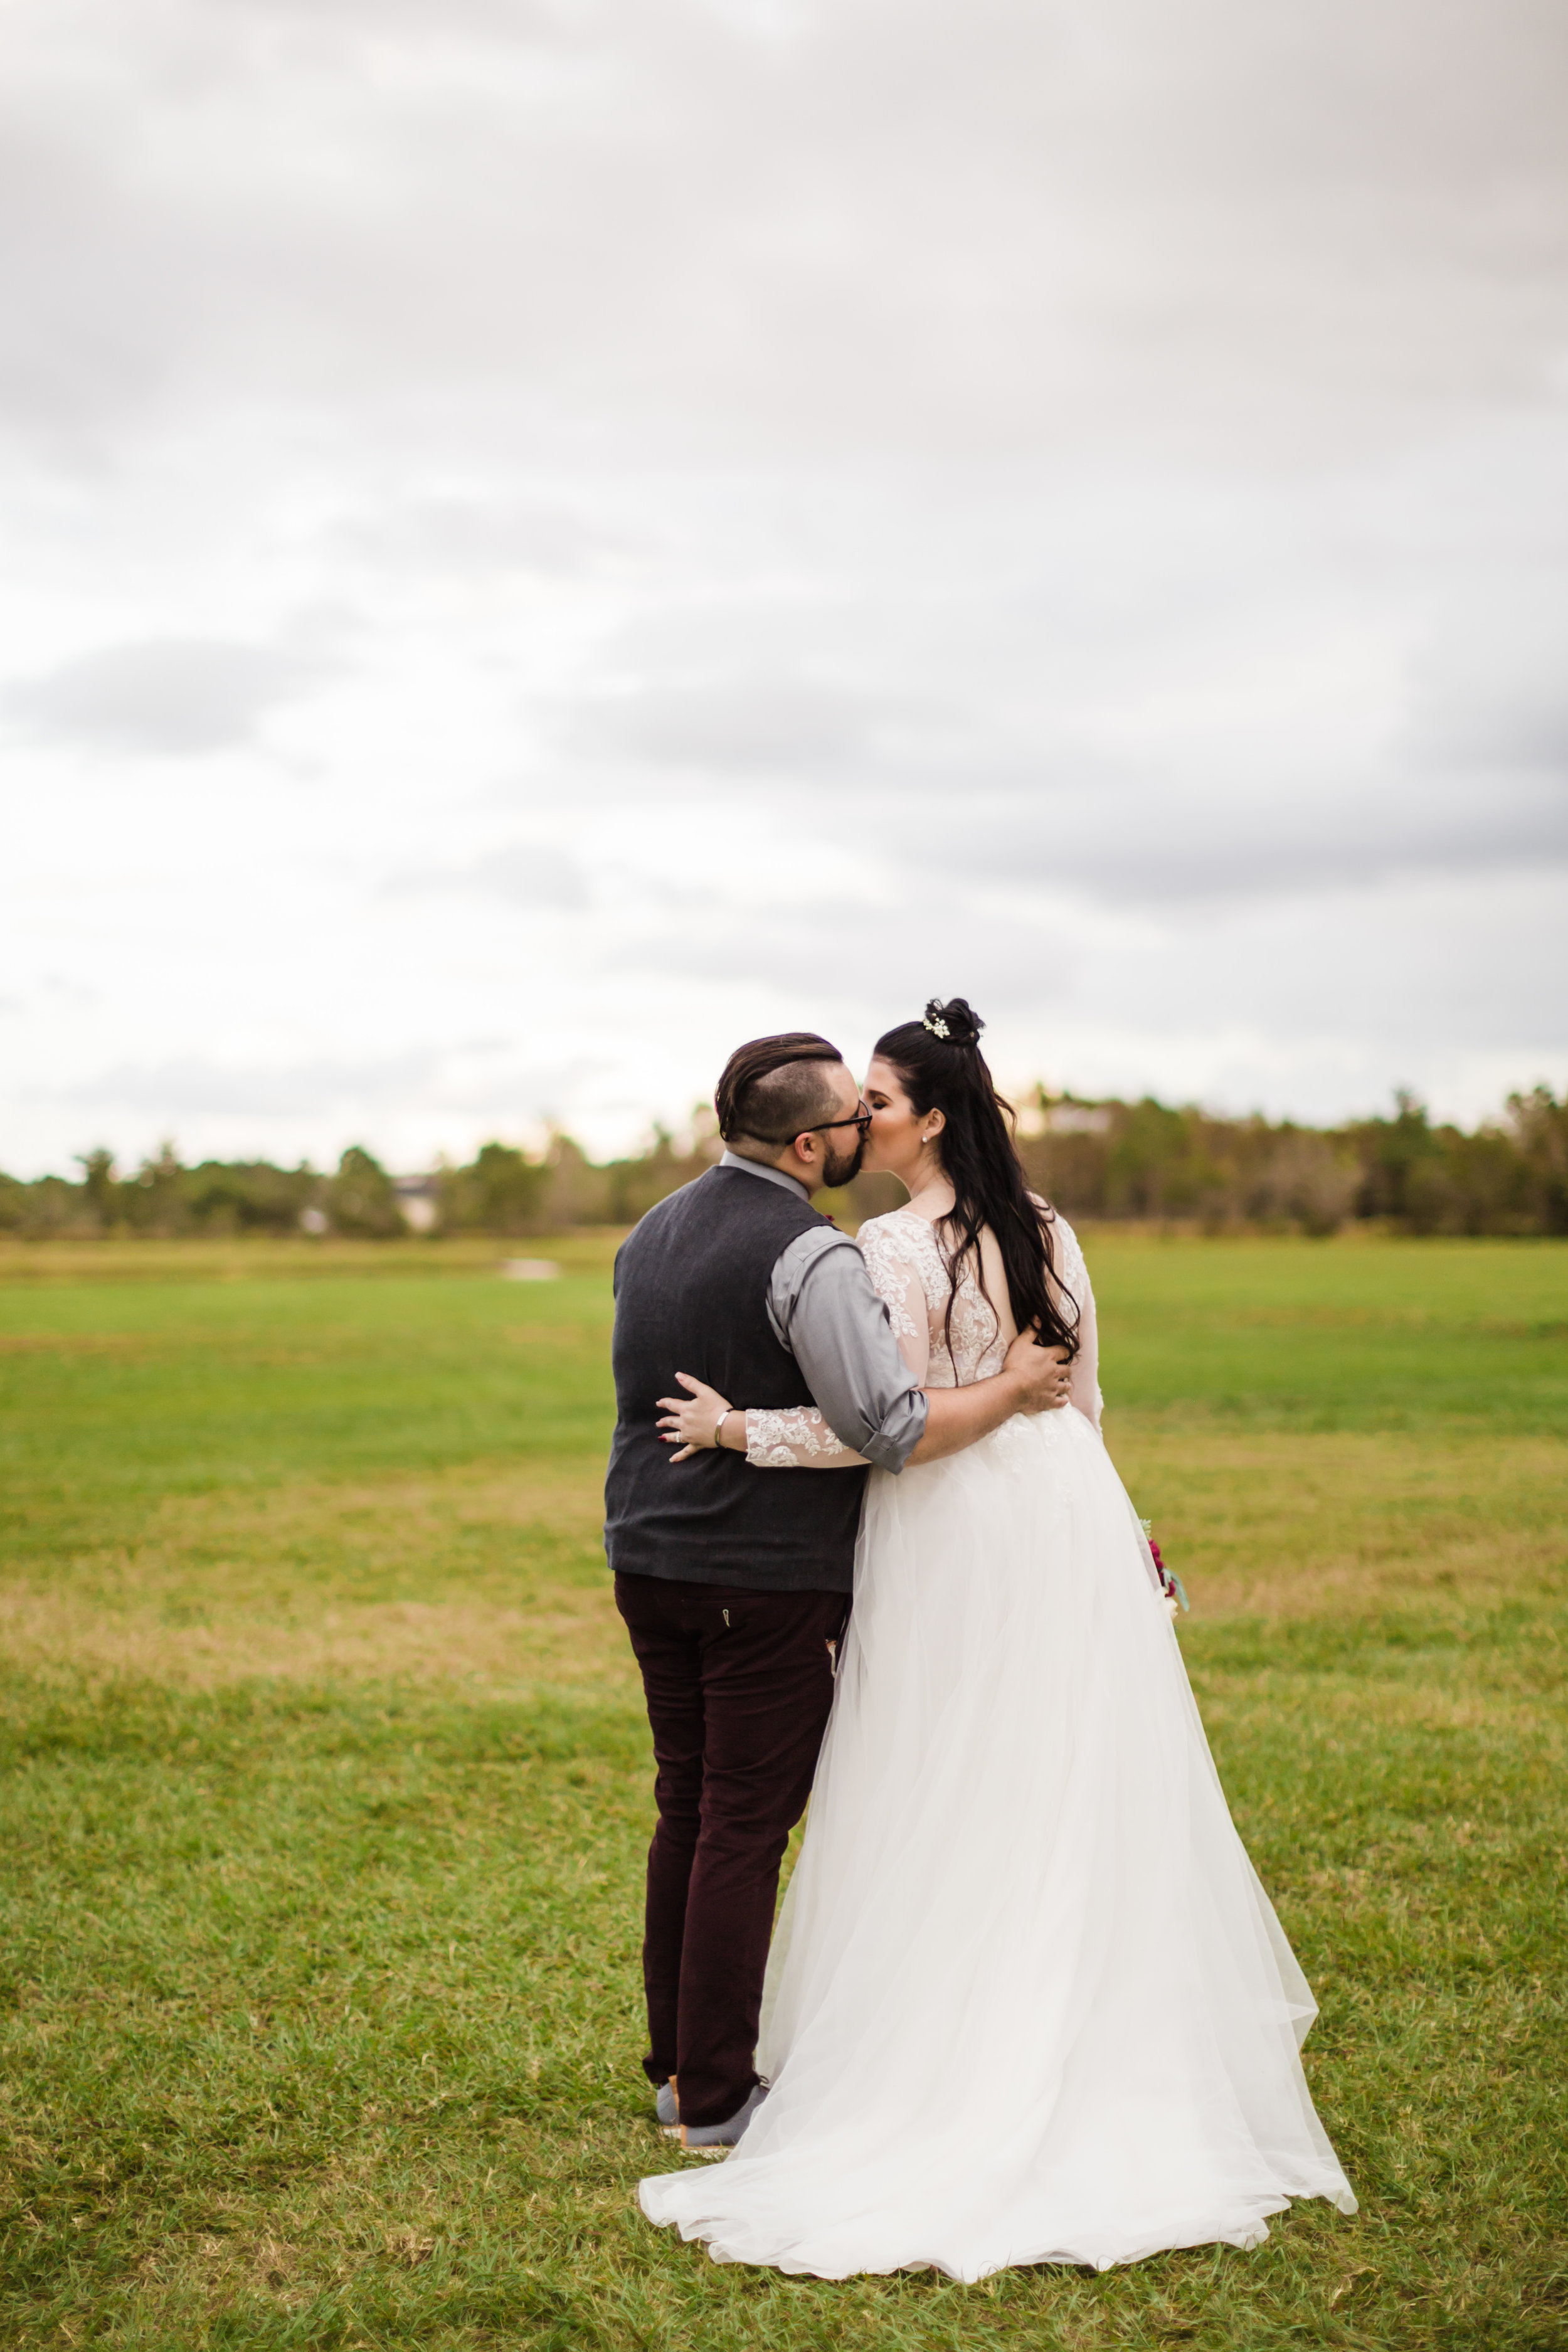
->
1, 1232, 1565, 2350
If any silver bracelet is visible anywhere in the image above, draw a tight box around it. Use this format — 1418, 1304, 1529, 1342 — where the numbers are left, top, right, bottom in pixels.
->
712, 1409, 731, 1449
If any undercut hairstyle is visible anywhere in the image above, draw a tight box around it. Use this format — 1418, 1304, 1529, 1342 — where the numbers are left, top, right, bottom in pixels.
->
714, 1032, 845, 1148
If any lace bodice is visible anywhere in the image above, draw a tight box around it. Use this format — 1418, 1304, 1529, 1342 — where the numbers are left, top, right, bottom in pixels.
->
858, 1209, 1009, 1387
747, 1206, 1102, 1466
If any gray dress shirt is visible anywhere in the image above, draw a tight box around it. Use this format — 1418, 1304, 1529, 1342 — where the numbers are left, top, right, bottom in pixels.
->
718, 1149, 929, 1473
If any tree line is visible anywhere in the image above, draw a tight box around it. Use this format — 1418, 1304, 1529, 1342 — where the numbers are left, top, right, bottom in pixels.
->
3, 1086, 1565, 1241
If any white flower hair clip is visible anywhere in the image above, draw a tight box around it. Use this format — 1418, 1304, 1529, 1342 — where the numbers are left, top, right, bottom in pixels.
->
923, 1014, 951, 1039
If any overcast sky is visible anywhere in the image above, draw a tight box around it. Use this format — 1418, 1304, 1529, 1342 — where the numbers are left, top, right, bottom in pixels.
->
3, 0, 1566, 1175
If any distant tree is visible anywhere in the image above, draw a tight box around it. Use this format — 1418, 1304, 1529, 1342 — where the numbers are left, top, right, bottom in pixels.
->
1015, 1110, 1110, 1222
1508, 1088, 1568, 1234
126, 1142, 188, 1235
438, 1142, 551, 1234
184, 1158, 319, 1234
1341, 1091, 1441, 1223
75, 1148, 120, 1231
12, 1175, 96, 1236
326, 1147, 405, 1237
9, 1083, 1568, 1245
538, 1133, 608, 1226
1247, 1133, 1359, 1236
598, 1128, 701, 1226
1416, 1125, 1539, 1236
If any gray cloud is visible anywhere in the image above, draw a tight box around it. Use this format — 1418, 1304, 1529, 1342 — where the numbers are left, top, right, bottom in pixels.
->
37, 1041, 588, 1125
0, 0, 1564, 1165
4, 633, 332, 755
41, 1049, 455, 1120
2, 0, 1565, 457
383, 844, 590, 911
903, 773, 1568, 904
617, 862, 1568, 1106
339, 494, 633, 580
568, 671, 882, 777
1408, 623, 1568, 778
548, 585, 1568, 903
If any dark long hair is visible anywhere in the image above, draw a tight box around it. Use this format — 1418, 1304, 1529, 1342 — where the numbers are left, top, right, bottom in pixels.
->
872, 997, 1078, 1360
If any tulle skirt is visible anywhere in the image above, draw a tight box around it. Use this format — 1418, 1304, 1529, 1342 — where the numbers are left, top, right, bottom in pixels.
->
640, 1406, 1356, 2279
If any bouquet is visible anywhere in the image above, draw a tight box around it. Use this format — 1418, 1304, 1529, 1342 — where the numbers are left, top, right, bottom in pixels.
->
1140, 1519, 1189, 1620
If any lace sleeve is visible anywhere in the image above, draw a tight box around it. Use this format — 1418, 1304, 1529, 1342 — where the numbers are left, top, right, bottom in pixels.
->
746, 1406, 867, 1470
1051, 1214, 1103, 1433
855, 1217, 932, 1385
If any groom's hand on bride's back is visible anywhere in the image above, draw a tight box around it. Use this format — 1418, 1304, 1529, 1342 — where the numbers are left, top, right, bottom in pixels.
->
907, 1332, 1071, 1464
1005, 1330, 1073, 1413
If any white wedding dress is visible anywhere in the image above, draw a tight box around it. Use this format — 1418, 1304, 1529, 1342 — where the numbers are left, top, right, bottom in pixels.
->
640, 1208, 1356, 2279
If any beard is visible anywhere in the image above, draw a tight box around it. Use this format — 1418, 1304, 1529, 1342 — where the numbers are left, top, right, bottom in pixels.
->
821, 1133, 866, 1190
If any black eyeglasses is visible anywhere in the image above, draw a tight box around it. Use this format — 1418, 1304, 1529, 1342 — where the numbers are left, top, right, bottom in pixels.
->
758, 1103, 872, 1146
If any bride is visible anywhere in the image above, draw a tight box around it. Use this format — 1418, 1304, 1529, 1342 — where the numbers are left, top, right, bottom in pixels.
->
642, 999, 1355, 2280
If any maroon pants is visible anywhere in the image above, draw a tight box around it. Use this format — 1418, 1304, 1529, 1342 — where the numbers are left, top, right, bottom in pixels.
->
615, 1572, 847, 2127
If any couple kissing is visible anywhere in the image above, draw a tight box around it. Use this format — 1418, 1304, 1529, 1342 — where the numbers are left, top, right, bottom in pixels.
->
604, 999, 1355, 2282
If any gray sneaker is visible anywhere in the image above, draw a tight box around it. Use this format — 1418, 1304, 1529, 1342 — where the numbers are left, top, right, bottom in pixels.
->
680, 2082, 767, 2156
654, 2080, 679, 2134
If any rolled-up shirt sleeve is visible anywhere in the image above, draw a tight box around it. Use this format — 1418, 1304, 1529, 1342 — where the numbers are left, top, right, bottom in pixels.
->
768, 1229, 929, 1473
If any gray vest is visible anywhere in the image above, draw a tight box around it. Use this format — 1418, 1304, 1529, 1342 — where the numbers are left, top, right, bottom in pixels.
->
604, 1165, 869, 1592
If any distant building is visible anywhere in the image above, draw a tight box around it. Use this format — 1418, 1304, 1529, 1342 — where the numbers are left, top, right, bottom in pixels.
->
1041, 1105, 1113, 1136
1014, 1101, 1113, 1140
392, 1175, 440, 1233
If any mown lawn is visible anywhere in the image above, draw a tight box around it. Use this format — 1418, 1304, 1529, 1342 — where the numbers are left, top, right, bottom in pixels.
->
1, 1232, 1565, 2350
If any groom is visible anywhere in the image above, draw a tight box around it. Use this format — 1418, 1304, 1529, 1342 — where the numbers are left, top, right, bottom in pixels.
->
605, 1030, 1071, 2148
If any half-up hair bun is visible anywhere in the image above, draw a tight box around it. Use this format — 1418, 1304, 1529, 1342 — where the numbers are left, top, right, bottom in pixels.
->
874, 992, 1079, 1362
922, 997, 984, 1050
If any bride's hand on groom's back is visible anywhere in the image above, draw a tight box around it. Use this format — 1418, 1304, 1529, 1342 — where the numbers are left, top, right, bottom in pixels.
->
657, 1372, 736, 1463
1004, 1330, 1073, 1413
